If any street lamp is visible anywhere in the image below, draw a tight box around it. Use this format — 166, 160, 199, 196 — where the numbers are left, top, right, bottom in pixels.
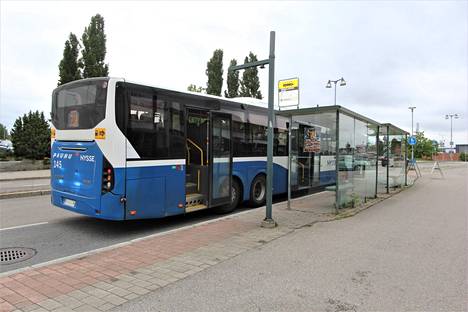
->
326, 77, 346, 105
229, 31, 276, 228
408, 106, 416, 162
445, 113, 459, 149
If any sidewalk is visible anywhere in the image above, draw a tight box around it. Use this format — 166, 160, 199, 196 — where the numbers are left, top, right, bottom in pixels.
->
0, 170, 50, 182
0, 170, 50, 199
116, 165, 467, 312
0, 190, 376, 312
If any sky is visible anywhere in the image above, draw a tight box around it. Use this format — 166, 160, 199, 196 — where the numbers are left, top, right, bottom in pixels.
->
1, 1, 467, 146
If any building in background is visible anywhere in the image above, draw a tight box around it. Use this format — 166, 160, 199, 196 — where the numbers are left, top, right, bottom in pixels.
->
455, 144, 468, 154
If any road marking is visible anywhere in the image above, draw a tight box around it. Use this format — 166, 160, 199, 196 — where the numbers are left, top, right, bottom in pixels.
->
19, 183, 50, 187
0, 222, 49, 231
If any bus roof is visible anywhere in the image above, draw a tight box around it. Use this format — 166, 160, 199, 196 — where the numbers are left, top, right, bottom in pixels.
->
116, 77, 271, 110
54, 77, 272, 111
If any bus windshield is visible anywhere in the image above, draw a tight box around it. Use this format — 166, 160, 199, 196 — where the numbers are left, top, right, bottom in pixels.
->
52, 79, 108, 130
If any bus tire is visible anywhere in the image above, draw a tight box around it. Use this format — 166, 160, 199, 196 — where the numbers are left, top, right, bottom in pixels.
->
214, 178, 241, 214
249, 174, 266, 207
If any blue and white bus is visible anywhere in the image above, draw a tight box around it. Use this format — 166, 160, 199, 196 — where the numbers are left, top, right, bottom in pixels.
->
51, 78, 337, 220
50, 77, 295, 220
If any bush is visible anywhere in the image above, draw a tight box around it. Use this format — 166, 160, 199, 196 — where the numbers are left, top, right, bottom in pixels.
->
460, 152, 468, 161
11, 111, 50, 160
0, 149, 12, 158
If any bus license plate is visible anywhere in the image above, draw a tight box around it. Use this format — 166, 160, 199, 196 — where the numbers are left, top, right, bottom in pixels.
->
63, 198, 76, 208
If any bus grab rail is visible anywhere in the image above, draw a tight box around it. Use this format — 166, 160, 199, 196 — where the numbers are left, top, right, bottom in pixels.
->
186, 145, 191, 164
186, 138, 204, 166
296, 160, 305, 182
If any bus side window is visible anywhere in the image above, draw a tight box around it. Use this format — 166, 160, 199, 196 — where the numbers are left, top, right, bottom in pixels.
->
125, 85, 185, 160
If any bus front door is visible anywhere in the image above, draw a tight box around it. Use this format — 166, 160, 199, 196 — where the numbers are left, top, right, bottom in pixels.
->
209, 113, 232, 207
185, 109, 210, 212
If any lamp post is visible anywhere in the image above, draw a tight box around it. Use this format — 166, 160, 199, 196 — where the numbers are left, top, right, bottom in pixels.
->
408, 106, 416, 162
445, 113, 459, 150
326, 77, 346, 105
229, 31, 276, 228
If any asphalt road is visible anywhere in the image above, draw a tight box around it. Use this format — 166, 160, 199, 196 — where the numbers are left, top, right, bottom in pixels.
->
116, 165, 468, 311
0, 195, 268, 273
0, 178, 50, 194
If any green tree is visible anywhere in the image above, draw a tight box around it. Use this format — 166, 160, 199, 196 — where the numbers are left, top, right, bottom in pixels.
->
10, 118, 24, 157
81, 14, 109, 78
224, 59, 240, 98
413, 131, 437, 158
0, 123, 9, 140
206, 49, 223, 96
58, 33, 81, 86
239, 52, 262, 99
11, 111, 50, 160
187, 84, 205, 93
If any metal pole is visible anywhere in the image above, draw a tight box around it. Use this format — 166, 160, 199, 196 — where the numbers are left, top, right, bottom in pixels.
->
262, 31, 276, 227
228, 31, 276, 227
450, 116, 453, 148
334, 109, 340, 213
386, 126, 389, 194
334, 81, 337, 106
375, 125, 379, 197
287, 116, 292, 210
411, 108, 414, 162
405, 133, 408, 186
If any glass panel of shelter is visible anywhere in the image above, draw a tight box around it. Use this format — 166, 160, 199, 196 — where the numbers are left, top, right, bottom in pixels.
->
290, 112, 337, 193
387, 126, 406, 191
337, 113, 379, 208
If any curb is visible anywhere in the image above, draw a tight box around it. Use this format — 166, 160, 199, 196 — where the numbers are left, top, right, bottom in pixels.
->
0, 176, 50, 182
0, 204, 259, 278
0, 189, 51, 199
0, 192, 325, 278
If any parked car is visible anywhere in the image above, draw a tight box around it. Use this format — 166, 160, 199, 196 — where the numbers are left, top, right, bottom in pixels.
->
0, 140, 13, 152
354, 155, 371, 170
0, 140, 13, 158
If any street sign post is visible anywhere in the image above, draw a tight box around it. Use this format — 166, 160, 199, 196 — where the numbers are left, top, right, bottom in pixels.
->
407, 136, 421, 178
408, 136, 417, 146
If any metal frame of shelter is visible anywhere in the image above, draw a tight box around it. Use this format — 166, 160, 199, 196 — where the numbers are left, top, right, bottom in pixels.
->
378, 123, 410, 193
278, 106, 409, 212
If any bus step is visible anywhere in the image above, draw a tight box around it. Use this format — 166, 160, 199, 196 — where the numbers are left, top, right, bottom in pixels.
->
185, 182, 198, 193
185, 204, 208, 213
186, 193, 204, 207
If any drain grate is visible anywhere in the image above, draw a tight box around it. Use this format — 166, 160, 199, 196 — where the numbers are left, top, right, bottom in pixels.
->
0, 247, 36, 265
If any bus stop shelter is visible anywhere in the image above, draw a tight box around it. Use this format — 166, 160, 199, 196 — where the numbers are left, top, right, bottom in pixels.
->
278, 105, 380, 211
377, 123, 409, 194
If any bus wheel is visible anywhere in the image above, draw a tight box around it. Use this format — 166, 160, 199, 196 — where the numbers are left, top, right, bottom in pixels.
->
214, 179, 241, 214
249, 174, 266, 207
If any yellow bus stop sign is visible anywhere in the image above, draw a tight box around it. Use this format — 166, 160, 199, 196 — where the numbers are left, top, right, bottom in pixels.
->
278, 78, 299, 109
278, 78, 299, 91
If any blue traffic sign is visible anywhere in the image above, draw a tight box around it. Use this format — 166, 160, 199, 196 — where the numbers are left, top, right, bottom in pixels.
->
408, 136, 417, 145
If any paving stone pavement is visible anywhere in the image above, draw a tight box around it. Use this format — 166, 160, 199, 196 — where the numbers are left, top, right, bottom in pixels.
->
0, 189, 402, 312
